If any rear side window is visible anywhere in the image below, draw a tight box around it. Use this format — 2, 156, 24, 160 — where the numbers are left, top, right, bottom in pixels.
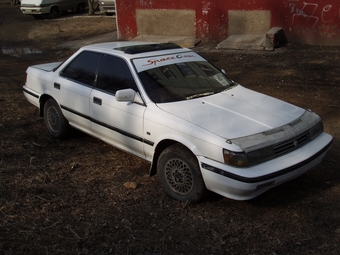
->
61, 51, 101, 86
95, 55, 138, 94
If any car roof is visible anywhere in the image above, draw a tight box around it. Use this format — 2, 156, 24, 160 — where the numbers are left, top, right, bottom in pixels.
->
80, 41, 192, 59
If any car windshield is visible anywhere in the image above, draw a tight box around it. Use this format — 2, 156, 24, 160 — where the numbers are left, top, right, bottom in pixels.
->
137, 60, 234, 103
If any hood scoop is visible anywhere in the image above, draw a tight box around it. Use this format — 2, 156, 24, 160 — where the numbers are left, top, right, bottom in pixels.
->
263, 126, 283, 135
264, 117, 302, 136
289, 117, 302, 126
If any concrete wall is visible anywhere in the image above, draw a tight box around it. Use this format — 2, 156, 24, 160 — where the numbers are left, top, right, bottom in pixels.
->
136, 9, 195, 36
115, 0, 340, 46
228, 10, 271, 35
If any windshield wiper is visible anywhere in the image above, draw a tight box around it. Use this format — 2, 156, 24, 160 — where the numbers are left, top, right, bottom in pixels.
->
186, 92, 214, 100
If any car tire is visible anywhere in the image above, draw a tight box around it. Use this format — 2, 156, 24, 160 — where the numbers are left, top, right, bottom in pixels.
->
44, 98, 69, 138
49, 6, 59, 19
158, 144, 206, 203
76, 3, 85, 13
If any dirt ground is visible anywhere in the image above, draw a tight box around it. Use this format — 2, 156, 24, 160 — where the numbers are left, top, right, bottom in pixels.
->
1, 1, 340, 254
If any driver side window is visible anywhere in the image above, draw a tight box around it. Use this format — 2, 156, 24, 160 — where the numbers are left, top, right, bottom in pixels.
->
96, 55, 138, 94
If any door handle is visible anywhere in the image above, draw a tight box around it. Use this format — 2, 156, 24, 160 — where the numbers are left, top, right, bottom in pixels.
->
93, 97, 102, 105
54, 82, 60, 90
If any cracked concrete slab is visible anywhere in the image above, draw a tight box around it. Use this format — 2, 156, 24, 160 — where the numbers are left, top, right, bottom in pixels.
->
216, 34, 273, 51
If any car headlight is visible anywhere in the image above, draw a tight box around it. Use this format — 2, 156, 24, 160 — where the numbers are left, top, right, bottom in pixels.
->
309, 120, 323, 140
223, 149, 248, 167
223, 121, 324, 168
247, 147, 275, 166
223, 146, 276, 167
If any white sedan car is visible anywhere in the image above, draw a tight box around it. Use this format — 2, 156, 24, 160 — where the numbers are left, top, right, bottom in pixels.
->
23, 42, 333, 203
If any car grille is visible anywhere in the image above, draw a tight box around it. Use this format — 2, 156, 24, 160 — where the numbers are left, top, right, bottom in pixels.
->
273, 131, 310, 155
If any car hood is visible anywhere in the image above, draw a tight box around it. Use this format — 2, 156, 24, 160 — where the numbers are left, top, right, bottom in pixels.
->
21, 0, 44, 5
157, 85, 305, 139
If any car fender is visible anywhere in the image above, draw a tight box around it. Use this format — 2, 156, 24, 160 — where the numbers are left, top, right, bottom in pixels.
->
148, 134, 200, 176
148, 130, 225, 176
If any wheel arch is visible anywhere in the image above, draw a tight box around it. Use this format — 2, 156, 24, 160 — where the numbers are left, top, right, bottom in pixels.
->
49, 4, 59, 11
39, 94, 53, 117
49, 5, 60, 18
149, 139, 199, 177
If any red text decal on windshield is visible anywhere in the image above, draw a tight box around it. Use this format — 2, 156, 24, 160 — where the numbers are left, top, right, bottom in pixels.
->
143, 54, 196, 66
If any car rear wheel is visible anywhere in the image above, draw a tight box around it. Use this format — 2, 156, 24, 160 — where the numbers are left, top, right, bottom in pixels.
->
44, 98, 69, 138
158, 144, 206, 203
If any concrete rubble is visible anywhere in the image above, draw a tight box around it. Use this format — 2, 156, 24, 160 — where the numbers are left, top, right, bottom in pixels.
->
216, 27, 287, 51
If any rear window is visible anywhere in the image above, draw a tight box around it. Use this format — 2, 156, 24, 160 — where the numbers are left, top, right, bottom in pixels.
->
61, 51, 101, 86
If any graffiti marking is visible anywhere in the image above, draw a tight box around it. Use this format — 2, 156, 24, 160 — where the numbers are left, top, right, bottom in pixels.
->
289, 2, 335, 28
321, 5, 333, 23
140, 0, 153, 8
291, 2, 319, 28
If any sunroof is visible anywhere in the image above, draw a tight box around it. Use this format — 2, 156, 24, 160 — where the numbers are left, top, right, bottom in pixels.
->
115, 43, 182, 54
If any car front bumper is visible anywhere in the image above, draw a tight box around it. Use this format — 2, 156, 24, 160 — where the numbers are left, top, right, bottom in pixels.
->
99, 7, 115, 13
199, 132, 333, 200
20, 6, 50, 15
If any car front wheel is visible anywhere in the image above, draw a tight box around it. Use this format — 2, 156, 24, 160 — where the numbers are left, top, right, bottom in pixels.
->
43, 98, 69, 138
158, 144, 206, 203
49, 6, 59, 19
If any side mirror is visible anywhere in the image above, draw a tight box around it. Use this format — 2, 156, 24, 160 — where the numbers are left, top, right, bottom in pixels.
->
221, 69, 227, 75
115, 89, 143, 104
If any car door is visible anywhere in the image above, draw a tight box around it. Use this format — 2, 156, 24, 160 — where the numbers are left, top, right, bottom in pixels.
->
90, 54, 146, 158
57, 51, 102, 133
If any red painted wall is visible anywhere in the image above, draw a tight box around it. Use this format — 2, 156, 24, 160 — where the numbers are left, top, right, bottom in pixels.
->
116, 0, 340, 45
